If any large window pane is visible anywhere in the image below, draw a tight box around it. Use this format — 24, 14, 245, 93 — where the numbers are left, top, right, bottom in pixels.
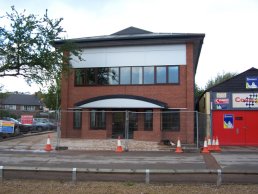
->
143, 66, 154, 84
162, 110, 180, 131
90, 110, 106, 129
132, 67, 142, 84
168, 66, 179, 83
97, 68, 109, 85
156, 66, 167, 83
75, 69, 87, 85
109, 67, 119, 85
86, 68, 96, 85
73, 110, 82, 129
120, 67, 131, 84
144, 110, 153, 131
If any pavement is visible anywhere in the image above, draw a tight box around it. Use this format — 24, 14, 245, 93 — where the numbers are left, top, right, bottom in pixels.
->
0, 132, 258, 184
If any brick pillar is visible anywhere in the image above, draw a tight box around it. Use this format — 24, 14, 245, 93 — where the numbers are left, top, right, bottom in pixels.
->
106, 111, 113, 138
186, 43, 195, 144
152, 109, 161, 141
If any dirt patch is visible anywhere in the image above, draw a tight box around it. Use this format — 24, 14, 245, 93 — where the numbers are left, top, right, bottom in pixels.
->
1, 180, 258, 194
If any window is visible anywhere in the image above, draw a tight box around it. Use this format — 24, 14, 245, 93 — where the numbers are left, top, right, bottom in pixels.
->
21, 106, 35, 111
143, 66, 154, 84
86, 68, 96, 85
73, 110, 82, 129
74, 65, 179, 86
97, 68, 109, 85
120, 67, 131, 84
90, 110, 106, 129
156, 66, 167, 84
132, 67, 143, 84
168, 66, 179, 83
4, 105, 16, 110
75, 69, 87, 85
162, 110, 180, 131
109, 67, 119, 85
144, 110, 153, 131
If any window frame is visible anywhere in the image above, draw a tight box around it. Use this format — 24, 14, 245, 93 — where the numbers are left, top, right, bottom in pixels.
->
144, 110, 153, 131
73, 110, 82, 129
90, 109, 106, 129
162, 110, 180, 132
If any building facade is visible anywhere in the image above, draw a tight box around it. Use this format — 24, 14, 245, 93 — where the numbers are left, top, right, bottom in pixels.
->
198, 67, 258, 146
55, 27, 205, 143
0, 93, 43, 117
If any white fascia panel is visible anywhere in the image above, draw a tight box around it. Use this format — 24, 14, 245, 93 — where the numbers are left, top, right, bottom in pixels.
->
71, 44, 186, 68
78, 98, 163, 109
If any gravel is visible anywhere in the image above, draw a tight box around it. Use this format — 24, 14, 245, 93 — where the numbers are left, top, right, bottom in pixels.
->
1, 180, 258, 194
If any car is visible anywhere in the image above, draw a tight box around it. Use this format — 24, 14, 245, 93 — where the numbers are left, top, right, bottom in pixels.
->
34, 118, 57, 130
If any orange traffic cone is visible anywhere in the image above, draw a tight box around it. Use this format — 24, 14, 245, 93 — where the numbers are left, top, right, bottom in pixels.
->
214, 136, 221, 152
175, 137, 183, 153
211, 136, 216, 151
44, 134, 53, 151
207, 136, 212, 151
115, 136, 123, 153
202, 137, 210, 153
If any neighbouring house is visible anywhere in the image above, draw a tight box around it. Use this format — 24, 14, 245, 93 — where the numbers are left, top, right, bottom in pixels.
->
0, 93, 43, 117
54, 27, 205, 143
198, 67, 258, 146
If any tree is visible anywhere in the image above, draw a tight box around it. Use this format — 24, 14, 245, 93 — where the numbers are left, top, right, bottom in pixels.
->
0, 6, 82, 85
205, 71, 237, 90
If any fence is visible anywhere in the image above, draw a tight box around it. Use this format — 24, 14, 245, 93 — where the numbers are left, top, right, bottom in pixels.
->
59, 109, 211, 148
0, 108, 211, 148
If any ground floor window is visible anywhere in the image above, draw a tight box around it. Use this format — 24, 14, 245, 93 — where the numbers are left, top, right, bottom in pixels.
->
162, 110, 180, 131
90, 110, 106, 129
73, 110, 82, 129
144, 110, 153, 131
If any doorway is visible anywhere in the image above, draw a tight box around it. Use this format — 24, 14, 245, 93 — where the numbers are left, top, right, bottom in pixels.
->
112, 111, 137, 139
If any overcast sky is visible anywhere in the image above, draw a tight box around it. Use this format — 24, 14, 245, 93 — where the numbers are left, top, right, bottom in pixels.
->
1, 0, 258, 93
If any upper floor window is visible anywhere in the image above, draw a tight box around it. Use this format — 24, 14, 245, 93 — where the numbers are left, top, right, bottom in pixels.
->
143, 66, 154, 84
21, 105, 35, 111
156, 66, 167, 84
75, 65, 179, 86
4, 105, 17, 110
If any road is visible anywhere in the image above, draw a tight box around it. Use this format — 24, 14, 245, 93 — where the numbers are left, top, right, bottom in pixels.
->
0, 133, 258, 184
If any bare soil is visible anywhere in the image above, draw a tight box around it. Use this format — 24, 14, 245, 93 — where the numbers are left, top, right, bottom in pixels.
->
1, 180, 258, 194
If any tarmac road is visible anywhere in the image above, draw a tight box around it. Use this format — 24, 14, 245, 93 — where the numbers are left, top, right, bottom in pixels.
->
0, 133, 258, 184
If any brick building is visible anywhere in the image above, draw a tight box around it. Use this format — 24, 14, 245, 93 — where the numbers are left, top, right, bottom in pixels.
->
55, 27, 205, 143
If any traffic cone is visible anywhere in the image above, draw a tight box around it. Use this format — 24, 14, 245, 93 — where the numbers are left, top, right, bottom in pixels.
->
44, 134, 53, 151
211, 136, 216, 151
115, 136, 123, 153
175, 137, 183, 153
214, 136, 221, 152
202, 137, 210, 153
207, 136, 212, 151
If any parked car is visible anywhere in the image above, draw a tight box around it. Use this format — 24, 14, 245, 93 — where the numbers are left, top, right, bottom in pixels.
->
34, 118, 57, 130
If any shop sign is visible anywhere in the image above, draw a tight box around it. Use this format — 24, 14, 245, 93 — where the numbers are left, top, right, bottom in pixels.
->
216, 92, 227, 98
0, 120, 14, 133
246, 77, 258, 89
214, 98, 229, 104
216, 104, 228, 110
21, 115, 33, 125
224, 114, 234, 129
232, 93, 258, 108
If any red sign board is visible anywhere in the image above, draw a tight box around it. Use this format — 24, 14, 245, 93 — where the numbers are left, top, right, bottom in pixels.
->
215, 98, 229, 104
21, 115, 33, 125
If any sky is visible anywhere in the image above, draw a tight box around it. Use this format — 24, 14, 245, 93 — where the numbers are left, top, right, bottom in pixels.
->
1, 0, 258, 93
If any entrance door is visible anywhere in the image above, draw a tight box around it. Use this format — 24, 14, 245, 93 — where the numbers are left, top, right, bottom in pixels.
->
112, 111, 137, 139
232, 114, 246, 145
